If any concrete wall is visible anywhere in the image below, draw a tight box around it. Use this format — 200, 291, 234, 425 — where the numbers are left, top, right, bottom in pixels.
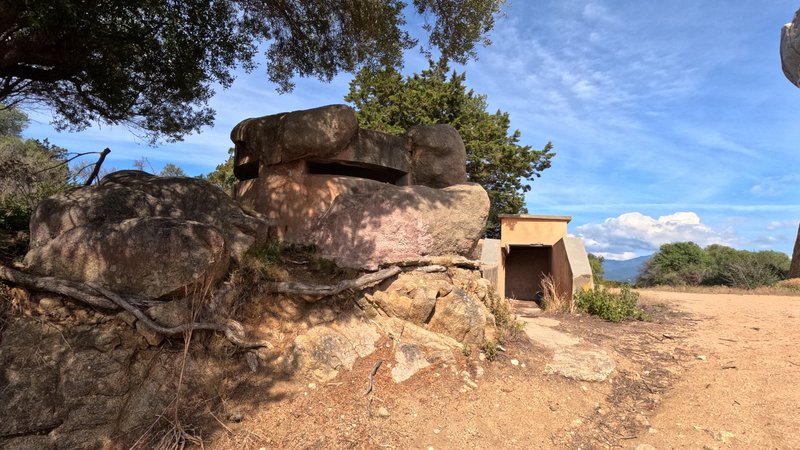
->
551, 239, 573, 300
563, 236, 594, 293
499, 215, 570, 247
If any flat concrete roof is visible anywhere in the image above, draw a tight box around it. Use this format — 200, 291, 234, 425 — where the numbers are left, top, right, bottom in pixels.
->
499, 214, 572, 222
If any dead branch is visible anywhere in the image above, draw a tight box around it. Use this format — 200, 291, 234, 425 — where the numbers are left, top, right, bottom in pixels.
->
84, 147, 111, 186
264, 266, 402, 299
89, 284, 272, 349
364, 359, 383, 396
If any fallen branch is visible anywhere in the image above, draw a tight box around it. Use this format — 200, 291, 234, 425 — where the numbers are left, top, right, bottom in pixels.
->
364, 359, 383, 396
90, 284, 272, 349
264, 266, 401, 299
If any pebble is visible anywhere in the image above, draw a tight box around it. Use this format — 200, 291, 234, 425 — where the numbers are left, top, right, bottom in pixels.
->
478, 353, 486, 361
308, 383, 317, 389
696, 355, 707, 361
433, 428, 441, 434
510, 359, 520, 366
475, 366, 485, 378
465, 379, 478, 389
376, 407, 390, 418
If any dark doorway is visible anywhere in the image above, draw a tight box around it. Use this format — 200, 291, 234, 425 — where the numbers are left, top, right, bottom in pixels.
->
504, 246, 552, 300
307, 160, 407, 185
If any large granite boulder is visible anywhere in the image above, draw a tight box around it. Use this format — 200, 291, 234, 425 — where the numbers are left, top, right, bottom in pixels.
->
25, 171, 272, 299
231, 104, 359, 166
407, 124, 468, 188
311, 182, 489, 270
25, 217, 229, 298
782, 10, 800, 86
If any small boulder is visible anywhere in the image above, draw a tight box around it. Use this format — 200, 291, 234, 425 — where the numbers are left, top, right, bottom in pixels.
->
427, 288, 496, 345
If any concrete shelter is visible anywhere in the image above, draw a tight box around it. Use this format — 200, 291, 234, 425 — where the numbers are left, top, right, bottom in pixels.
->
482, 214, 593, 301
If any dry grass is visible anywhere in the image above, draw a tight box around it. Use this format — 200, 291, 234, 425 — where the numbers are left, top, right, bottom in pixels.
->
642, 282, 800, 297
541, 274, 574, 313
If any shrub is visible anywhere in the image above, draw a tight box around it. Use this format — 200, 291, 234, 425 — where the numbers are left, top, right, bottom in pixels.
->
575, 286, 645, 322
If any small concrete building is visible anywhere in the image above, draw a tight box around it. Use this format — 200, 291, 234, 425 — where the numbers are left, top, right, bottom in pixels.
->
482, 214, 593, 301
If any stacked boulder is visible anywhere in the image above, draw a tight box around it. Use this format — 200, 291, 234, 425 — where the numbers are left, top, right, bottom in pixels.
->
231, 104, 490, 270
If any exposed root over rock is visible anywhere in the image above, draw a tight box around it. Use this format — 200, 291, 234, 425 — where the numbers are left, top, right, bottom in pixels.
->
0, 263, 272, 349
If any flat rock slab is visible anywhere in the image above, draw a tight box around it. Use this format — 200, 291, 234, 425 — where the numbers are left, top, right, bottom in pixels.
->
523, 323, 580, 350
545, 349, 616, 382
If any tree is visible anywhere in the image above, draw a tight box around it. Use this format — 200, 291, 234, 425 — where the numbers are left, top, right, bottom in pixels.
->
345, 60, 554, 237
588, 253, 605, 284
0, 107, 71, 229
200, 148, 237, 195
637, 242, 711, 286
637, 241, 791, 288
159, 163, 187, 178
1, 0, 503, 143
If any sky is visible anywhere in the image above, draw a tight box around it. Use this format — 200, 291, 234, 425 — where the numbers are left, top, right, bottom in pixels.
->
21, 0, 800, 260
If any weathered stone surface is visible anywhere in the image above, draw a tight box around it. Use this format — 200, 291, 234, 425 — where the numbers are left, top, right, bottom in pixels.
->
407, 124, 467, 188
30, 170, 270, 262
427, 287, 495, 345
25, 217, 230, 299
231, 104, 358, 168
782, 10, 800, 86
312, 182, 489, 270
333, 128, 410, 174
545, 349, 616, 382
380, 317, 461, 350
293, 314, 380, 382
390, 343, 454, 383
789, 223, 800, 278
368, 271, 451, 323
0, 318, 230, 449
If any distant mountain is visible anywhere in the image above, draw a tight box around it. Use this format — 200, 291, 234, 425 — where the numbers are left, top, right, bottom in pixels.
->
603, 255, 651, 283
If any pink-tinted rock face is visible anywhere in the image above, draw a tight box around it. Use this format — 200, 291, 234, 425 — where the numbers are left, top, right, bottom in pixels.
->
231, 104, 485, 269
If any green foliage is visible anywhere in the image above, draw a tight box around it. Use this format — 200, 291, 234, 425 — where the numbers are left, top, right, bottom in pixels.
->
637, 242, 711, 286
159, 163, 187, 177
239, 241, 290, 282
575, 286, 646, 323
638, 242, 791, 289
588, 253, 605, 284
200, 148, 236, 195
0, 107, 71, 230
345, 60, 554, 237
2, 0, 503, 143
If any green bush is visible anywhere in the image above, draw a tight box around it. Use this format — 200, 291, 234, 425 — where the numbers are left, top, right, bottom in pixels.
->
575, 286, 645, 322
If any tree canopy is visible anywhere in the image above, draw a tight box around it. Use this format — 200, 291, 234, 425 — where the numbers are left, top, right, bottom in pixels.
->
345, 60, 554, 237
0, 107, 71, 229
637, 242, 790, 288
1, 0, 503, 143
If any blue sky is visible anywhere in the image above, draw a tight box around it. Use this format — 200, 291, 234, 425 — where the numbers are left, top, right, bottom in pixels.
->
22, 0, 800, 260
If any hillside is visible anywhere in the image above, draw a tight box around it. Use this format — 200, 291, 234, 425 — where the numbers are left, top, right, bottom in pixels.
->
603, 255, 651, 283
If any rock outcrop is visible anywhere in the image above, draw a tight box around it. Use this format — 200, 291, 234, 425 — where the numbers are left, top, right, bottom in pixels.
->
24, 171, 272, 299
789, 223, 800, 278
782, 10, 800, 86
231, 105, 487, 270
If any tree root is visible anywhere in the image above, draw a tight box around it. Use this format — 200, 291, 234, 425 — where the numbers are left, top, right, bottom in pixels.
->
0, 263, 272, 349
264, 266, 402, 299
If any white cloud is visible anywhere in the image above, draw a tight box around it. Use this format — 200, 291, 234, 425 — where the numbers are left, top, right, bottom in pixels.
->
575, 211, 736, 257
766, 220, 798, 231
750, 175, 800, 197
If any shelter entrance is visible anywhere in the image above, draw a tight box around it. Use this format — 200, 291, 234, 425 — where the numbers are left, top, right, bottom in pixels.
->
504, 245, 552, 301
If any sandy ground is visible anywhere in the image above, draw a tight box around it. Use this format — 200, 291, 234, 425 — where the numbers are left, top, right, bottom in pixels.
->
206, 290, 800, 449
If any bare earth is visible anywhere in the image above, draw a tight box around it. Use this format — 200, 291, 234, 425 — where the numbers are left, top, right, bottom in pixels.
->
208, 290, 800, 449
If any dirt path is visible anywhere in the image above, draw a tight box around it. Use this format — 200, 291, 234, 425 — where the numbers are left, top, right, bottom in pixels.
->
632, 290, 800, 450
208, 291, 800, 449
